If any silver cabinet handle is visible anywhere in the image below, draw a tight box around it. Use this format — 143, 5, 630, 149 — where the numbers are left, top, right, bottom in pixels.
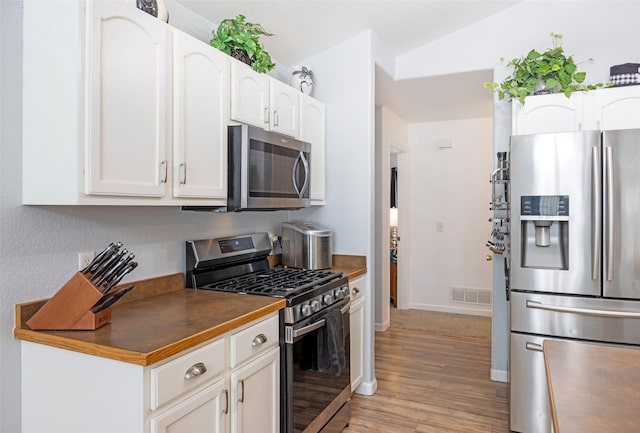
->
252, 333, 268, 347
160, 160, 168, 183
179, 162, 186, 185
273, 110, 279, 126
221, 389, 229, 414
353, 287, 360, 295
264, 107, 269, 125
184, 362, 207, 380
239, 380, 245, 403
525, 342, 543, 352
526, 300, 640, 318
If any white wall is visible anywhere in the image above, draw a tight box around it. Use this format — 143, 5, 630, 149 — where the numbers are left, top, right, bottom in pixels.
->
292, 30, 377, 395
407, 117, 493, 315
374, 106, 407, 329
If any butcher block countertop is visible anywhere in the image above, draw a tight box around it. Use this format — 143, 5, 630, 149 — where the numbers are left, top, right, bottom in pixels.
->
544, 339, 640, 433
15, 273, 285, 366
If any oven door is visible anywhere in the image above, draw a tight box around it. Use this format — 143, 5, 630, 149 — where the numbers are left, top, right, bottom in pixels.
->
283, 299, 351, 433
229, 124, 311, 211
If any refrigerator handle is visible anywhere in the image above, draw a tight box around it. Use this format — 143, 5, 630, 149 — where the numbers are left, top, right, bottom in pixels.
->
605, 146, 614, 282
592, 146, 601, 281
526, 300, 640, 318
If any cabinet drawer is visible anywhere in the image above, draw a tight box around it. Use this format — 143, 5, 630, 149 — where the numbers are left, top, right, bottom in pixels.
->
230, 314, 279, 368
150, 338, 225, 410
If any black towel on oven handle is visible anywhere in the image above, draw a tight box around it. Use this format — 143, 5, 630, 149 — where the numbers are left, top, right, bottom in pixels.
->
317, 308, 346, 376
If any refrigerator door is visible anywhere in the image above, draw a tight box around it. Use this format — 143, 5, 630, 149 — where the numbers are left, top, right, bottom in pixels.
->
603, 129, 640, 299
510, 131, 601, 296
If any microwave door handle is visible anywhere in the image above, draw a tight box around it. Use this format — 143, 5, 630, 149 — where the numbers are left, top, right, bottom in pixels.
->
299, 152, 310, 197
292, 153, 302, 196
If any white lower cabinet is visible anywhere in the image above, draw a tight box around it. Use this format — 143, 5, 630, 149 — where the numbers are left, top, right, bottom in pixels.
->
150, 379, 228, 433
20, 313, 280, 433
230, 347, 280, 433
349, 275, 365, 392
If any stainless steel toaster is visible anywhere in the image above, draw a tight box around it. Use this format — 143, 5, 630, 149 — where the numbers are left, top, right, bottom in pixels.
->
281, 222, 333, 270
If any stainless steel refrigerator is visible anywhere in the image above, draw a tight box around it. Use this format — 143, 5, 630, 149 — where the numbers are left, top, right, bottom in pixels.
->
509, 129, 640, 433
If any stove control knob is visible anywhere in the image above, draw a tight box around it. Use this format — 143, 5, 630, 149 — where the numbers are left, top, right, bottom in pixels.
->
334, 288, 345, 300
311, 299, 321, 313
342, 287, 351, 297
301, 303, 312, 317
323, 294, 333, 305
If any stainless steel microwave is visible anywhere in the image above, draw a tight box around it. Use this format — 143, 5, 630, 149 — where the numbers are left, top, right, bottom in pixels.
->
183, 124, 311, 212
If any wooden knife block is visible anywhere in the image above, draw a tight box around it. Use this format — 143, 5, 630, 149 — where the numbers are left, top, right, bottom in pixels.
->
26, 272, 112, 330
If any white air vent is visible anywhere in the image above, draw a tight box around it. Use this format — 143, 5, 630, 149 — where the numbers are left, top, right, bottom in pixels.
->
451, 286, 492, 305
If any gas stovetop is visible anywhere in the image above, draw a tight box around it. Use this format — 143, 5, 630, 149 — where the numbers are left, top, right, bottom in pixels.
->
201, 267, 341, 297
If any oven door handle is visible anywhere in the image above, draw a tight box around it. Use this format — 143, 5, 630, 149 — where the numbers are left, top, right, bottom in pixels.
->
292, 319, 326, 339
287, 301, 351, 343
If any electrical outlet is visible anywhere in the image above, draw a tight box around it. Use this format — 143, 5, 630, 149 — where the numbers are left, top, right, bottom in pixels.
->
78, 252, 95, 270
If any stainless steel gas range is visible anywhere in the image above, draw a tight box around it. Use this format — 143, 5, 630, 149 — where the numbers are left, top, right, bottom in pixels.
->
186, 233, 351, 433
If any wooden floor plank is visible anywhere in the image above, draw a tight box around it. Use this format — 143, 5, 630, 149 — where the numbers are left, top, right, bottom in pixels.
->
344, 328, 509, 433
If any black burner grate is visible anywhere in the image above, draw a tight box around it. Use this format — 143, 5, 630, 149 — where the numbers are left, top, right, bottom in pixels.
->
202, 267, 339, 297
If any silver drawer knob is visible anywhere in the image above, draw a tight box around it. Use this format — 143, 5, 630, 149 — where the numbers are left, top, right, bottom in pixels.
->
252, 333, 268, 347
184, 362, 207, 380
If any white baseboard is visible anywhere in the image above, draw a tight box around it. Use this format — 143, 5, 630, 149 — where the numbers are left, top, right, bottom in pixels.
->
407, 302, 492, 317
491, 368, 509, 383
374, 318, 390, 332
354, 378, 377, 396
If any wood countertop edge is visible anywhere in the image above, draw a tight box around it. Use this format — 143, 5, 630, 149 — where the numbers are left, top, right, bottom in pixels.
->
15, 297, 286, 366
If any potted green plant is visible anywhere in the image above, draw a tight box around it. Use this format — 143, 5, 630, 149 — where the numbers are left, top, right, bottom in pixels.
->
210, 14, 275, 73
485, 33, 606, 105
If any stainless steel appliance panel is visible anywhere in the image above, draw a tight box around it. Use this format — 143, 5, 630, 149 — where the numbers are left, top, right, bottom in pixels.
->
510, 333, 558, 433
510, 291, 640, 344
603, 129, 640, 299
510, 131, 601, 296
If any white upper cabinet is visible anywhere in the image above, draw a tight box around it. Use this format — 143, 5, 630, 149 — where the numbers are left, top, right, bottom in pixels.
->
512, 86, 640, 135
512, 92, 585, 135
230, 62, 300, 138
593, 86, 640, 130
86, 2, 171, 197
269, 79, 300, 138
230, 61, 270, 129
299, 94, 326, 204
172, 30, 229, 201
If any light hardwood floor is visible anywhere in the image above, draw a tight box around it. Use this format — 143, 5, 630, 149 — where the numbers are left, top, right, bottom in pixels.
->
344, 328, 509, 433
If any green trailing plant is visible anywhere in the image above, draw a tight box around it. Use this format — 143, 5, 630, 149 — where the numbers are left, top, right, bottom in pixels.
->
210, 14, 275, 73
485, 33, 606, 105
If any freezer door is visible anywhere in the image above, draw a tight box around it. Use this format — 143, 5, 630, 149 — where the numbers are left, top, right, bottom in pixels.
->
510, 291, 640, 343
603, 129, 640, 299
510, 131, 601, 295
510, 333, 557, 433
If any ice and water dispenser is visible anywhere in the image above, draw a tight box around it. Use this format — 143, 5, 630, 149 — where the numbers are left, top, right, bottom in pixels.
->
520, 195, 569, 270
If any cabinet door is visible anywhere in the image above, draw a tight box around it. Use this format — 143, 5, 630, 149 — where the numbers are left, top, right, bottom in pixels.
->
512, 93, 585, 135
349, 276, 365, 391
230, 61, 269, 129
299, 94, 326, 204
269, 79, 299, 137
230, 347, 279, 433
86, 2, 170, 197
150, 379, 228, 433
594, 86, 640, 130
172, 30, 228, 199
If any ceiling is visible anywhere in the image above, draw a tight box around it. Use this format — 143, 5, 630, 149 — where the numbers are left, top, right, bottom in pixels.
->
177, 0, 520, 122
